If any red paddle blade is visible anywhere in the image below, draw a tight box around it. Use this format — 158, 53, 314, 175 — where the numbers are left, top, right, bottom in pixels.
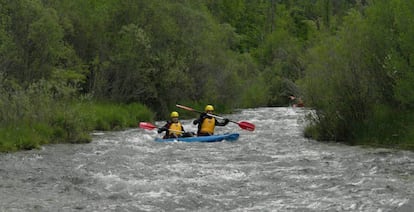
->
139, 122, 157, 130
238, 121, 255, 131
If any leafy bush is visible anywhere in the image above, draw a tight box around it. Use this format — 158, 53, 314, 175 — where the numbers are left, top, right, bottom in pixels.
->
0, 77, 154, 152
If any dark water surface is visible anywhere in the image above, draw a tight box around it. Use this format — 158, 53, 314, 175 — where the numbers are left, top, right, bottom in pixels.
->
1, 107, 413, 211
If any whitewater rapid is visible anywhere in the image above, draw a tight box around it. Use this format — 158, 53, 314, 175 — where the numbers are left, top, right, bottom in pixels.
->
0, 107, 413, 211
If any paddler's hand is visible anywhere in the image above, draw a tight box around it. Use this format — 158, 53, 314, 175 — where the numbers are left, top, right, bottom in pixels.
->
157, 127, 167, 133
224, 118, 230, 124
201, 112, 209, 119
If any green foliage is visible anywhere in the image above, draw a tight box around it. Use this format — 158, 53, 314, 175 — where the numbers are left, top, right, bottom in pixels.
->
2, 0, 325, 118
76, 102, 154, 131
1, 0, 370, 114
302, 0, 414, 149
0, 125, 45, 151
0, 99, 154, 152
388, 0, 414, 109
0, 0, 85, 84
1, 0, 414, 151
395, 70, 414, 108
0, 74, 153, 151
352, 105, 414, 151
106, 24, 157, 103
206, 0, 267, 52
240, 74, 268, 108
302, 9, 377, 141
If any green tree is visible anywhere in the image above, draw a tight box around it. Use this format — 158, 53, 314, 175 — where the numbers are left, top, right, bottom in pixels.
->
105, 24, 157, 103
302, 0, 414, 145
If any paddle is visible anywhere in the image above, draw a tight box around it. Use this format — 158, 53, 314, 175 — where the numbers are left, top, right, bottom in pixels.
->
175, 104, 255, 131
139, 122, 184, 133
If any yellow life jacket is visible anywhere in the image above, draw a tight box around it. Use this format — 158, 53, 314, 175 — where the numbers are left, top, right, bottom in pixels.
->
200, 117, 215, 134
169, 122, 182, 136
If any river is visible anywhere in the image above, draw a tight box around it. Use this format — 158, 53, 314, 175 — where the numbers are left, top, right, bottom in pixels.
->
0, 107, 413, 211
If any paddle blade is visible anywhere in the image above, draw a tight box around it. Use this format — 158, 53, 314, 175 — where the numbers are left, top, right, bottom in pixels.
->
139, 122, 157, 130
238, 121, 255, 131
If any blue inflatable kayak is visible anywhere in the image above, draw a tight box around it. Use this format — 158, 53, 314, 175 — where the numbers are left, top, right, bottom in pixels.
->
155, 133, 239, 142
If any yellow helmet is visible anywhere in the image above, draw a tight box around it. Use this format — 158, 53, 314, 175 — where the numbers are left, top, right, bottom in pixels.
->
170, 111, 179, 118
205, 105, 214, 111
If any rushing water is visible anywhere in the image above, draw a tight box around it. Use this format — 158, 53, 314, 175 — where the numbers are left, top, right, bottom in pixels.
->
0, 107, 413, 212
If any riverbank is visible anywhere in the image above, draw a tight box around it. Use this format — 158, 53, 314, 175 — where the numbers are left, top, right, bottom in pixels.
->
305, 125, 414, 151
351, 112, 414, 151
304, 108, 414, 151
0, 102, 154, 152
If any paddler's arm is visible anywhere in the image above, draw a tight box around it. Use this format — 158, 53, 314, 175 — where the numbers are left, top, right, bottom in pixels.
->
193, 113, 207, 125
157, 122, 170, 133
216, 118, 230, 126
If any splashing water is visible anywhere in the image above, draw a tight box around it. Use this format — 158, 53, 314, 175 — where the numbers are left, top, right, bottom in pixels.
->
0, 107, 413, 211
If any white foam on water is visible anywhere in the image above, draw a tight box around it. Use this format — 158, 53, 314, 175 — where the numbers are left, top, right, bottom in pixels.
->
2, 107, 414, 212
91, 132, 105, 136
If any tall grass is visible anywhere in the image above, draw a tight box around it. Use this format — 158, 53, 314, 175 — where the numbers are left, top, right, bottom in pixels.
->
0, 101, 154, 152
351, 105, 414, 151
304, 105, 414, 151
75, 102, 154, 131
0, 79, 154, 152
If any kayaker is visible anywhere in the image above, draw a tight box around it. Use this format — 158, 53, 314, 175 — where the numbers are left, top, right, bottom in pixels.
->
193, 105, 229, 136
158, 111, 193, 139
289, 95, 304, 108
